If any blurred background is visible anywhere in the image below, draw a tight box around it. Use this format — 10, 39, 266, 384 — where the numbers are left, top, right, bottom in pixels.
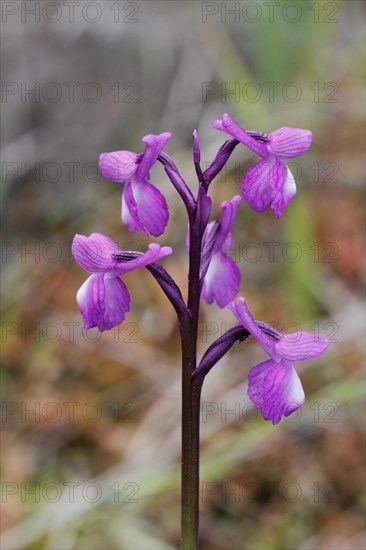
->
1, 1, 365, 548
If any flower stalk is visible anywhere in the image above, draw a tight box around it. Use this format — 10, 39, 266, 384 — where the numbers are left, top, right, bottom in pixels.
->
180, 314, 202, 549
180, 191, 206, 548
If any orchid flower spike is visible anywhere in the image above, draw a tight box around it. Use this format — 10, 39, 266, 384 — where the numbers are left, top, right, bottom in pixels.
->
99, 133, 171, 236
212, 114, 312, 218
72, 233, 172, 332
200, 195, 242, 308
229, 297, 330, 424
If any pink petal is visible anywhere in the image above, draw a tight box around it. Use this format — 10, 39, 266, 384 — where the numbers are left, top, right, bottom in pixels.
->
97, 277, 130, 332
228, 297, 279, 360
99, 151, 138, 182
202, 252, 240, 308
72, 233, 119, 273
268, 127, 312, 158
136, 132, 172, 180
113, 243, 172, 276
76, 274, 105, 329
248, 358, 305, 425
76, 274, 131, 332
212, 114, 268, 158
276, 331, 330, 361
241, 159, 287, 215
211, 119, 225, 132
215, 195, 242, 250
240, 159, 276, 212
271, 166, 297, 218
122, 182, 148, 236
129, 180, 169, 237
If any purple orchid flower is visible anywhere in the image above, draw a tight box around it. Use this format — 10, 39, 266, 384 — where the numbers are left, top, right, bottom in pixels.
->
212, 114, 312, 218
200, 195, 242, 308
228, 297, 330, 424
99, 133, 171, 236
72, 233, 172, 332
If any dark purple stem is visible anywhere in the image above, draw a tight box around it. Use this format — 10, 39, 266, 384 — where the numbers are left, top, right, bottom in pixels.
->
157, 140, 253, 547
180, 200, 205, 549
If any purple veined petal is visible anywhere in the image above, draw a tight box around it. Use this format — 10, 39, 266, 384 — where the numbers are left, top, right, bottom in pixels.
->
268, 127, 312, 159
213, 114, 269, 158
268, 159, 288, 190
247, 358, 272, 409
276, 331, 330, 362
240, 159, 281, 213
202, 252, 241, 308
129, 179, 169, 237
215, 195, 242, 250
121, 182, 148, 236
228, 297, 280, 360
99, 151, 138, 182
271, 166, 296, 218
248, 358, 305, 425
136, 132, 172, 180
112, 242, 173, 276
76, 273, 105, 329
72, 233, 119, 273
96, 276, 130, 332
